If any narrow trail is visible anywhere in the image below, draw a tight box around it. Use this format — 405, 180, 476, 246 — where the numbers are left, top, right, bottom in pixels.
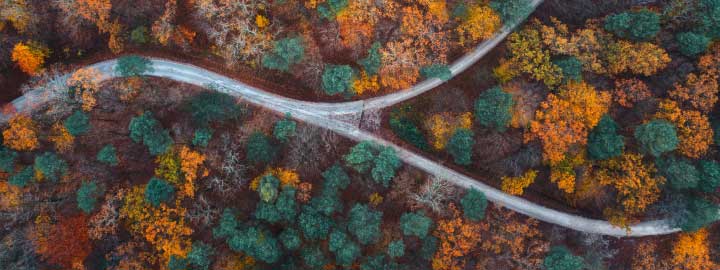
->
1, 0, 685, 237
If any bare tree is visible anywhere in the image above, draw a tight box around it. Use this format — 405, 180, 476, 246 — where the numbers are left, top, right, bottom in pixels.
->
186, 195, 219, 228
410, 177, 456, 214
205, 133, 248, 199
285, 124, 339, 176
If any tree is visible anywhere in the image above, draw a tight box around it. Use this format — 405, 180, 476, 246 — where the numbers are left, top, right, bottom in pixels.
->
246, 132, 278, 165
656, 156, 699, 190
379, 39, 429, 90
322, 163, 351, 190
213, 209, 239, 240
77, 180, 100, 214
0, 147, 17, 173
490, 0, 534, 25
185, 242, 213, 270
670, 72, 719, 114
9, 166, 33, 187
299, 205, 333, 240
116, 55, 153, 77
34, 152, 68, 182
0, 0, 34, 33
554, 56, 583, 82
344, 141, 401, 187
64, 110, 91, 136
457, 4, 500, 45
400, 212, 432, 238
347, 203, 382, 245
505, 24, 563, 87
425, 112, 473, 150
475, 86, 513, 132
49, 123, 74, 153
328, 230, 360, 266
279, 228, 301, 251
3, 115, 38, 151
184, 91, 243, 126
128, 112, 173, 155
192, 128, 212, 147
420, 64, 452, 81
321, 64, 354, 96
37, 215, 90, 269
679, 196, 719, 232
11, 41, 49, 75
501, 169, 537, 195
606, 41, 671, 76
480, 206, 549, 269
603, 9, 660, 41
390, 117, 429, 150
543, 246, 584, 270
273, 114, 296, 142
677, 32, 711, 57
145, 177, 175, 207
461, 189, 487, 221
229, 226, 281, 264
612, 78, 652, 108
301, 246, 327, 268
97, 144, 118, 166
431, 205, 485, 270
587, 115, 624, 160
671, 229, 716, 269
387, 240, 405, 258
67, 68, 102, 111
258, 175, 280, 203
262, 37, 305, 72
634, 120, 678, 157
698, 160, 720, 192
371, 146, 401, 187
446, 128, 475, 165
359, 42, 382, 75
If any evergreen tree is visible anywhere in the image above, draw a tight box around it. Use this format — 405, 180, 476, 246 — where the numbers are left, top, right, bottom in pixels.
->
587, 115, 624, 160
144, 177, 175, 207
447, 129, 475, 165
64, 110, 90, 136
96, 144, 118, 166
475, 86, 513, 132
461, 188, 488, 221
76, 180, 100, 213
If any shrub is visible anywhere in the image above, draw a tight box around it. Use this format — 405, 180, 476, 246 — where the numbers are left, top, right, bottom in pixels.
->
34, 152, 68, 182
475, 86, 513, 131
656, 156, 700, 190
676, 32, 711, 57
0, 147, 18, 173
420, 64, 452, 81
192, 128, 213, 147
96, 144, 118, 166
116, 55, 153, 77
400, 212, 432, 238
387, 240, 405, 258
262, 37, 305, 72
128, 112, 173, 155
9, 166, 33, 187
698, 160, 720, 192
554, 56, 583, 82
322, 65, 354, 96
489, 0, 534, 25
273, 113, 296, 142
544, 246, 585, 270
246, 132, 278, 164
186, 242, 214, 270
279, 228, 301, 250
64, 110, 90, 136
634, 119, 678, 157
604, 9, 660, 41
461, 188, 487, 221
347, 203, 382, 245
184, 91, 243, 126
447, 128, 475, 165
359, 42, 381, 75
76, 181, 100, 214
144, 177, 175, 207
587, 115, 624, 160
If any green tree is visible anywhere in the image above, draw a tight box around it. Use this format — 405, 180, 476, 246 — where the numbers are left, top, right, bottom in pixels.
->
279, 228, 301, 250
656, 156, 700, 190
246, 132, 278, 164
96, 144, 118, 166
184, 91, 243, 126
420, 236, 439, 260
604, 9, 660, 41
187, 242, 214, 270
387, 240, 405, 258
634, 119, 678, 157
8, 166, 33, 187
554, 56, 582, 82
64, 110, 90, 136
273, 113, 296, 142
371, 146, 401, 187
344, 142, 401, 187
299, 205, 333, 240
587, 115, 624, 160
698, 160, 720, 192
347, 203, 383, 245
0, 147, 18, 173
228, 226, 281, 263
390, 117, 429, 150
699, 0, 720, 38
262, 37, 305, 72
301, 246, 327, 268
461, 188, 487, 221
76, 180, 100, 214
116, 55, 153, 77
130, 26, 148, 44
128, 112, 173, 155
676, 32, 711, 57
447, 129, 475, 165
544, 246, 584, 270
213, 208, 239, 239
317, 0, 348, 19
168, 255, 187, 270
344, 141, 377, 173
192, 128, 212, 147
144, 177, 175, 207
359, 42, 381, 75
678, 195, 719, 232
322, 163, 351, 190
322, 64, 354, 96
34, 152, 68, 182
420, 64, 452, 81
400, 212, 432, 238
475, 86, 513, 132
310, 189, 343, 216
490, 0, 534, 25
335, 241, 361, 267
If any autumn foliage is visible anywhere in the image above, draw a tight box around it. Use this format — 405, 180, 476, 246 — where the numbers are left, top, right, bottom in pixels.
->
3, 114, 39, 151
11, 41, 50, 75
501, 169, 537, 196
654, 99, 714, 159
671, 229, 716, 270
36, 215, 91, 269
431, 204, 486, 270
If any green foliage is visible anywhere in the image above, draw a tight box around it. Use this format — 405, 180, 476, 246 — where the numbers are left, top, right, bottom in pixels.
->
698, 160, 720, 192
317, 0, 348, 19
656, 156, 700, 190
0, 147, 17, 173
299, 205, 333, 240
273, 113, 296, 142
371, 146, 401, 187
301, 246, 327, 268
130, 26, 148, 44
420, 64, 452, 81
475, 86, 513, 132
347, 203, 383, 245
168, 255, 187, 270
128, 112, 173, 156
228, 226, 281, 264
676, 32, 711, 57
587, 115, 624, 160
76, 181, 100, 214
328, 230, 349, 252
345, 141, 377, 173
461, 188, 487, 221
34, 152, 68, 182
192, 128, 213, 147
554, 56, 583, 82
359, 42, 382, 75
8, 166, 33, 187
387, 240, 405, 258
322, 64, 354, 96
64, 110, 90, 136
187, 242, 214, 270
116, 55, 153, 77
390, 117, 429, 150
96, 144, 118, 166
420, 236, 439, 260
144, 177, 174, 207
322, 163, 350, 190
603, 9, 660, 41
400, 211, 432, 238
335, 241, 361, 266
213, 208, 239, 239
279, 228, 301, 250
344, 141, 401, 187
544, 246, 585, 270
310, 189, 343, 216
259, 175, 280, 203
256, 185, 298, 223
262, 37, 305, 72
246, 131, 278, 164
447, 128, 475, 165
699, 0, 720, 38
184, 91, 243, 126
489, 0, 534, 25
360, 255, 401, 270
634, 119, 678, 157
679, 196, 719, 232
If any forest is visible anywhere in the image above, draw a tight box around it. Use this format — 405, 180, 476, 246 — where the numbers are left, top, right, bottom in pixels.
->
3, 0, 720, 270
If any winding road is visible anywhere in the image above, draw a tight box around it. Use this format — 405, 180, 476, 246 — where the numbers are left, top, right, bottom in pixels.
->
1, 0, 684, 237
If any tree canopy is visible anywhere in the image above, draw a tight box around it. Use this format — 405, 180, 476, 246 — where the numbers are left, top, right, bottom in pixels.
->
475, 86, 513, 132
634, 120, 679, 157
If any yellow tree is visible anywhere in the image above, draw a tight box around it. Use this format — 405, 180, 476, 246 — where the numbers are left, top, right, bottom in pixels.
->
669, 72, 718, 113
506, 24, 563, 87
11, 41, 50, 75
424, 112, 473, 150
178, 146, 205, 198
67, 67, 102, 111
671, 229, 716, 270
3, 114, 39, 151
501, 170, 537, 196
49, 123, 74, 153
457, 4, 500, 46
607, 41, 670, 76
655, 100, 714, 159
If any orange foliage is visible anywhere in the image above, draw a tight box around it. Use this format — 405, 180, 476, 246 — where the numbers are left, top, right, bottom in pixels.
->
352, 71, 380, 95
67, 67, 102, 111
669, 72, 718, 113
153, 0, 194, 49
297, 182, 312, 203
251, 167, 300, 190
501, 170, 537, 196
613, 78, 652, 108
548, 153, 586, 193
336, 0, 378, 49
37, 215, 91, 269
431, 204, 486, 270
632, 242, 669, 270
655, 100, 714, 159
178, 146, 205, 198
0, 181, 21, 209
527, 81, 610, 164
0, 0, 34, 33
11, 41, 50, 75
74, 0, 111, 30
457, 4, 500, 46
425, 112, 473, 150
379, 39, 428, 90
215, 253, 256, 270
3, 114, 39, 151
479, 206, 549, 269
671, 229, 716, 270
607, 41, 670, 76
49, 123, 74, 153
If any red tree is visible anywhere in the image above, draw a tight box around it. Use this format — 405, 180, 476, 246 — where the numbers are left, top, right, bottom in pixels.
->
38, 215, 91, 269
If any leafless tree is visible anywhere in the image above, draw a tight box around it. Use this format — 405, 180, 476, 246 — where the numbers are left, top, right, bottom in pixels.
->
285, 124, 339, 176
0, 228, 38, 270
410, 177, 456, 214
186, 195, 219, 228
579, 233, 618, 270
205, 134, 248, 198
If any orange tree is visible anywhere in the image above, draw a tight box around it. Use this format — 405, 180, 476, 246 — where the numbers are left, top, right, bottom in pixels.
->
36, 215, 91, 269
671, 229, 717, 270
479, 206, 549, 269
654, 99, 713, 159
11, 41, 50, 75
431, 204, 486, 270
3, 114, 39, 151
